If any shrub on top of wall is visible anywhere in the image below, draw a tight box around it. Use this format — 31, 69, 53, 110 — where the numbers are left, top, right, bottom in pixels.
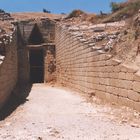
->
66, 9, 86, 19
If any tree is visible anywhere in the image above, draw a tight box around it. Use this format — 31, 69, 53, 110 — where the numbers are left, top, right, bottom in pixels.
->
0, 9, 5, 13
67, 9, 86, 19
110, 2, 120, 12
61, 12, 66, 15
43, 8, 51, 13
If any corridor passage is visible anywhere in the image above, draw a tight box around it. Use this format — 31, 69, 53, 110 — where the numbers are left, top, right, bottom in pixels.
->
0, 84, 140, 140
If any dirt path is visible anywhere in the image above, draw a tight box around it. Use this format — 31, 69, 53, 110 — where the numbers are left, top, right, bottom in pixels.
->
0, 84, 140, 140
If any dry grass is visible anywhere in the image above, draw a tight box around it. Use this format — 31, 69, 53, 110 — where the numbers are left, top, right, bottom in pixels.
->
83, 0, 140, 24
66, 9, 86, 19
101, 0, 140, 23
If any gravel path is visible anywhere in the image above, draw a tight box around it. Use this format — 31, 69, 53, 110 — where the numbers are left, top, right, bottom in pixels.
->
0, 84, 140, 140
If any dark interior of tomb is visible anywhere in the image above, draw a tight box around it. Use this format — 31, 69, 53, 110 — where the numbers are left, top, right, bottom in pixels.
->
28, 24, 44, 45
29, 49, 44, 83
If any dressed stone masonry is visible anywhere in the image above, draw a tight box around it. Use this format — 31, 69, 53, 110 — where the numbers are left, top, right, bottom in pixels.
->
55, 20, 140, 111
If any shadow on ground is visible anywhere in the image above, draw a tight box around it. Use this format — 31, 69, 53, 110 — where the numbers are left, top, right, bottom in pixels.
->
0, 83, 32, 121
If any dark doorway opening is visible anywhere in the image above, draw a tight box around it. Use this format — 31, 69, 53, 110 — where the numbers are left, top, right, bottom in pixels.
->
28, 24, 44, 45
29, 49, 44, 83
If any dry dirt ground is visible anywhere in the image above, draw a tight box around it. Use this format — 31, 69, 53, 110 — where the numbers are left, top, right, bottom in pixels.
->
0, 84, 140, 140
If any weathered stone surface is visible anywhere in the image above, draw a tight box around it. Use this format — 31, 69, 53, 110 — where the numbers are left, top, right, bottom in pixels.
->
121, 64, 139, 73
55, 22, 140, 112
133, 102, 140, 111
127, 90, 140, 102
0, 34, 18, 109
134, 71, 140, 82
133, 81, 140, 93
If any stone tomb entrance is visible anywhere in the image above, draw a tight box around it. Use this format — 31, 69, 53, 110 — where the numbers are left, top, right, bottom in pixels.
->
25, 21, 56, 83
28, 23, 45, 83
28, 23, 44, 45
29, 48, 44, 83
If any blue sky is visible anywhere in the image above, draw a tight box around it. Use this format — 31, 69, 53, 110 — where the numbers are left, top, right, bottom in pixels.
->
0, 0, 126, 14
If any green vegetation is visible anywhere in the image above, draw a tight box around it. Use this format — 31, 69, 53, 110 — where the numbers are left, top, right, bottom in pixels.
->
0, 9, 5, 13
112, 0, 140, 16
66, 0, 140, 23
110, 2, 123, 12
43, 9, 51, 13
102, 0, 140, 22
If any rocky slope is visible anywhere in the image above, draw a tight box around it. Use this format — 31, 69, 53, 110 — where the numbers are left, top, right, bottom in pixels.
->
0, 10, 15, 56
58, 9, 140, 68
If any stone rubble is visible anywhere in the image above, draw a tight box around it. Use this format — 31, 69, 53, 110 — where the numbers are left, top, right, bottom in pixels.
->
0, 10, 15, 56
58, 19, 126, 54
0, 10, 13, 21
0, 33, 14, 56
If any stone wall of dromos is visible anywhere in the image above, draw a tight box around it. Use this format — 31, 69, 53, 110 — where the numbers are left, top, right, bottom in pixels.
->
17, 24, 30, 85
0, 32, 18, 109
55, 25, 140, 111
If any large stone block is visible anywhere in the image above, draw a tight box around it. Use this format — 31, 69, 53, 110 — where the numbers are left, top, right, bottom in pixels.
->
127, 90, 140, 102
125, 73, 134, 81
118, 79, 133, 90
133, 102, 140, 111
133, 81, 140, 92
106, 86, 114, 94
95, 90, 106, 100
99, 72, 109, 78
105, 66, 114, 72
109, 72, 119, 79
100, 78, 110, 85
134, 71, 140, 82
118, 88, 128, 98
105, 92, 119, 103
121, 64, 139, 73
113, 65, 121, 72
118, 72, 126, 80
109, 78, 119, 87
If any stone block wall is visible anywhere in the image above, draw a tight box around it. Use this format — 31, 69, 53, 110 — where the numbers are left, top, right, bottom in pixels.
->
17, 25, 30, 84
55, 25, 140, 111
17, 47, 29, 84
44, 45, 56, 82
40, 19, 55, 43
0, 32, 18, 109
